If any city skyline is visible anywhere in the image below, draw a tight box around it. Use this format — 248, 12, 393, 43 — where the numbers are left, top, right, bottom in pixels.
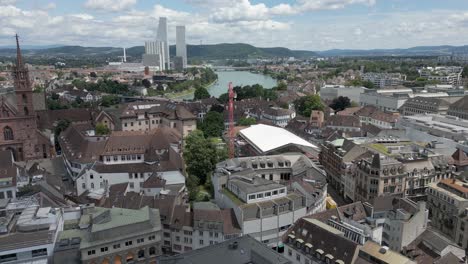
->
1, 0, 468, 50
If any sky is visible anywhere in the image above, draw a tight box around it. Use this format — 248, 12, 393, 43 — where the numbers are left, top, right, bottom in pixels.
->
2, 0, 468, 51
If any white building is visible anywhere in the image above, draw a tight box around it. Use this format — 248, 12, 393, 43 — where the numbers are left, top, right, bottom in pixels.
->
212, 154, 327, 248
362, 72, 406, 88
0, 203, 64, 264
319, 84, 368, 103
176, 26, 187, 69
157, 17, 170, 70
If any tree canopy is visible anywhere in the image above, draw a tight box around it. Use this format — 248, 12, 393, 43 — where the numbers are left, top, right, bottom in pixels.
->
198, 111, 225, 138
194, 86, 211, 100
184, 130, 225, 185
294, 95, 324, 117
329, 96, 351, 112
238, 117, 256, 126
95, 123, 111, 135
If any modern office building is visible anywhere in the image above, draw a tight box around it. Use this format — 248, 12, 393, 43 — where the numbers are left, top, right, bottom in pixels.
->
157, 17, 170, 70
319, 84, 368, 103
176, 26, 187, 69
0, 203, 63, 263
143, 41, 165, 70
53, 205, 162, 264
212, 153, 327, 248
361, 72, 407, 88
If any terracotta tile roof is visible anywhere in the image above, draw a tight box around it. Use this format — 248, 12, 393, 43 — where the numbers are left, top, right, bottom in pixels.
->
142, 175, 166, 188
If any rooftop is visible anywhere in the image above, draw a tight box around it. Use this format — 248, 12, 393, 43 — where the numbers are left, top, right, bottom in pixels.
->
157, 235, 291, 264
239, 124, 319, 154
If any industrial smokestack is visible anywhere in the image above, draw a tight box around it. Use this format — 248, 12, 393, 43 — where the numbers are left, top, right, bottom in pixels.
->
123, 47, 127, 63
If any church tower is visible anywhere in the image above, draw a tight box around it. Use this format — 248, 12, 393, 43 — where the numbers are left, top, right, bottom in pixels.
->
13, 34, 34, 117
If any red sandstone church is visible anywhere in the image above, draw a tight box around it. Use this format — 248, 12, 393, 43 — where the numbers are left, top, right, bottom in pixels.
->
0, 36, 52, 161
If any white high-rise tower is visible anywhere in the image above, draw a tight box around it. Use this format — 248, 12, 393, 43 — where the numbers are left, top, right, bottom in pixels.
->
157, 17, 170, 70
176, 26, 187, 69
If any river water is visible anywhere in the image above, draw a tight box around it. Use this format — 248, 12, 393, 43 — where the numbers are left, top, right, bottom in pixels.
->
178, 71, 277, 100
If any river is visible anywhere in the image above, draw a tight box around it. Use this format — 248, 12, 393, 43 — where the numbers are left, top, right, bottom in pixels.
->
177, 71, 277, 100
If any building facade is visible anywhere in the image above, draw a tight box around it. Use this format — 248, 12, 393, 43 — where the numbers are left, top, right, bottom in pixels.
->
0, 36, 52, 161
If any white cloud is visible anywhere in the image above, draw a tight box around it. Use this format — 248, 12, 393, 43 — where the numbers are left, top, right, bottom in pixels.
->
70, 14, 94, 21
1, 1, 468, 51
0, 0, 16, 4
84, 0, 137, 12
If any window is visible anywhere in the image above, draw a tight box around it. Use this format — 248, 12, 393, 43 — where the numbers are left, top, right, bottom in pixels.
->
82, 183, 86, 189
149, 247, 156, 256
210, 241, 214, 245
288, 249, 292, 256
149, 235, 156, 240
249, 194, 256, 200
91, 183, 94, 189
176, 236, 180, 242
279, 189, 285, 194
106, 156, 110, 162
101, 247, 108, 252
3, 126, 13, 140
265, 192, 271, 197
184, 230, 192, 235
273, 190, 278, 195
125, 240, 133, 246
199, 240, 204, 245
90, 174, 94, 179
124, 123, 128, 127
209, 232, 213, 237
199, 231, 203, 236
137, 238, 145, 243
113, 244, 120, 249
131, 122, 134, 126
87, 250, 96, 255
122, 155, 126, 161
257, 193, 264, 198
129, 183, 134, 188
113, 156, 118, 161
184, 237, 189, 243
296, 253, 301, 261
32, 248, 47, 257
138, 249, 145, 259
214, 232, 219, 238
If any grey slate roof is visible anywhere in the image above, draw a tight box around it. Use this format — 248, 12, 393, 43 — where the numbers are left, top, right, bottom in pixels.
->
157, 235, 291, 264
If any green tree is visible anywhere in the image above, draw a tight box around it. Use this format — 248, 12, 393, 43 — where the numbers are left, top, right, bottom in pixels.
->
329, 96, 351, 112
95, 123, 111, 135
276, 81, 287, 91
54, 119, 70, 136
294, 95, 324, 117
194, 86, 211, 100
238, 117, 256, 126
184, 130, 219, 185
142, 79, 152, 88
199, 111, 225, 138
100, 95, 119, 107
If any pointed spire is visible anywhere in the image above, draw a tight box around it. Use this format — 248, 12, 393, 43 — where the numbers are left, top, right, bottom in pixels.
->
15, 34, 23, 67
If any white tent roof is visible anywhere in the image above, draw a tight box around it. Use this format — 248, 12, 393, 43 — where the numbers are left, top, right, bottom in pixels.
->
239, 124, 319, 153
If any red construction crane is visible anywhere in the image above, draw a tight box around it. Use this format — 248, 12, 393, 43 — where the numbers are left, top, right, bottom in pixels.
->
228, 82, 235, 159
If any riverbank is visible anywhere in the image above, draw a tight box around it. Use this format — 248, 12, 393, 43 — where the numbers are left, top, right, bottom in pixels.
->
166, 78, 218, 100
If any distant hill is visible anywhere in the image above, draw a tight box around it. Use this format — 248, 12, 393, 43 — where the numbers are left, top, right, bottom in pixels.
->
0, 43, 317, 60
316, 45, 468, 57
3, 42, 468, 59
